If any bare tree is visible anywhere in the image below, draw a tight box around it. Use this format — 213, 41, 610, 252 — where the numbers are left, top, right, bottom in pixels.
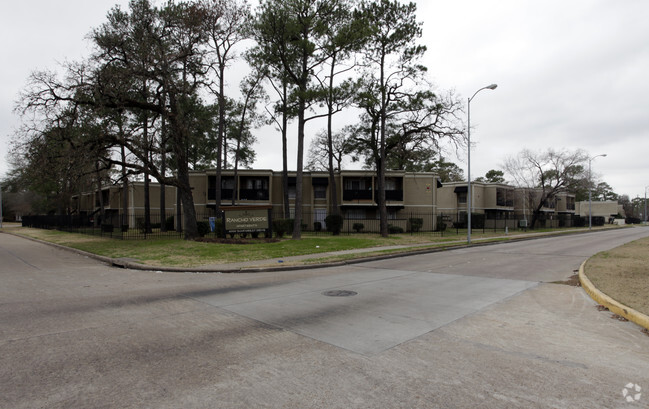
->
503, 148, 588, 228
306, 129, 349, 171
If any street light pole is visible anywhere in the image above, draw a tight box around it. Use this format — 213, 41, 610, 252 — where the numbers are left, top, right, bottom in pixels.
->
644, 186, 649, 224
588, 153, 607, 230
467, 83, 497, 244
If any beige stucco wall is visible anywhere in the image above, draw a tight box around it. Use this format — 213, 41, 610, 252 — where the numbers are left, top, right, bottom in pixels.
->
437, 182, 510, 215
575, 200, 620, 218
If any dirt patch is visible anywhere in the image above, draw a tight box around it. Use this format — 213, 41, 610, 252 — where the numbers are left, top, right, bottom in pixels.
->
194, 237, 280, 244
584, 236, 649, 316
551, 273, 581, 286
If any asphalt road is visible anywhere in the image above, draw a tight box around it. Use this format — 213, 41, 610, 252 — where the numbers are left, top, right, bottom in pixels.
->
1, 228, 649, 408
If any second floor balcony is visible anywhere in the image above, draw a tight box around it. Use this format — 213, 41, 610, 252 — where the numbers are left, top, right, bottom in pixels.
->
343, 189, 372, 201
207, 188, 269, 202
342, 189, 404, 202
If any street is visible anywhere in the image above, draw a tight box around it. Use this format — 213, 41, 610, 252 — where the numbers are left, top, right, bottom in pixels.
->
1, 228, 649, 408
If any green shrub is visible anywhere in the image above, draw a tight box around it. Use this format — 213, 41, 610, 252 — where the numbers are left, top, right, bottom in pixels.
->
592, 216, 606, 226
471, 213, 485, 229
388, 224, 404, 234
196, 221, 210, 237
325, 214, 344, 235
273, 218, 293, 238
213, 219, 224, 238
408, 217, 423, 232
435, 216, 448, 232
352, 222, 364, 233
165, 216, 175, 231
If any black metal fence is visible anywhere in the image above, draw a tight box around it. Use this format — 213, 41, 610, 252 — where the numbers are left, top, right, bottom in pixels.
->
22, 210, 584, 240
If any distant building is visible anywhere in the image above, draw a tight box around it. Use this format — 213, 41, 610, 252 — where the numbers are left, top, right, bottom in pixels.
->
438, 181, 576, 229
575, 200, 623, 220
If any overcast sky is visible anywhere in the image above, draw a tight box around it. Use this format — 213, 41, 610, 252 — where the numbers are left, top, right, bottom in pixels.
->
2, 0, 648, 199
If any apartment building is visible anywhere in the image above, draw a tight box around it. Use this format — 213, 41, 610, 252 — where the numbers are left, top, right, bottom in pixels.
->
73, 169, 578, 231
190, 169, 441, 231
437, 181, 517, 228
72, 182, 176, 227
437, 181, 576, 229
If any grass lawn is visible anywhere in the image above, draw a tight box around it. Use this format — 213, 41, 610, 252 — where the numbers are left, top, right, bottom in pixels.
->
585, 236, 649, 316
7, 227, 460, 267
4, 224, 618, 269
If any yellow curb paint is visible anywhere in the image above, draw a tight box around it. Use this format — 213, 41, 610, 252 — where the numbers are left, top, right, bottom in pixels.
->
579, 260, 649, 331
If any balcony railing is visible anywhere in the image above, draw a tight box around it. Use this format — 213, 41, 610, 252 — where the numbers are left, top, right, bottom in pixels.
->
384, 190, 404, 201
496, 199, 514, 207
343, 189, 372, 201
239, 189, 269, 201
207, 188, 234, 201
342, 189, 403, 202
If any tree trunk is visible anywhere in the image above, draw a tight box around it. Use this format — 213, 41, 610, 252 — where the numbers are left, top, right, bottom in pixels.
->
327, 55, 339, 216
142, 83, 152, 234
168, 93, 198, 240
177, 165, 198, 240
143, 117, 152, 234
292, 50, 309, 239
95, 163, 105, 228
159, 102, 167, 232
232, 138, 240, 207
214, 64, 226, 215
281, 81, 290, 219
121, 144, 128, 230
119, 113, 128, 230
176, 187, 182, 233
378, 53, 388, 237
292, 100, 305, 239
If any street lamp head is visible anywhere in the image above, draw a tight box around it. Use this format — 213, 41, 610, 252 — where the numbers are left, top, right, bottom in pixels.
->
486, 84, 498, 90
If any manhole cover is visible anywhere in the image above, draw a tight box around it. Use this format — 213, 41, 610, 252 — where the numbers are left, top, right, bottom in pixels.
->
322, 290, 357, 297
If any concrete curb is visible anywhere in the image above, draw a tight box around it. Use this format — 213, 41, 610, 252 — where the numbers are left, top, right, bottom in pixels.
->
1, 226, 636, 274
579, 260, 649, 331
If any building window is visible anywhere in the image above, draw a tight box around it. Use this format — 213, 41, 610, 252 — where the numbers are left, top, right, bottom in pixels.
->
566, 196, 575, 211
240, 176, 269, 200
344, 178, 371, 190
314, 185, 326, 199
543, 198, 556, 209
245, 178, 267, 190
496, 188, 514, 207
457, 192, 467, 204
